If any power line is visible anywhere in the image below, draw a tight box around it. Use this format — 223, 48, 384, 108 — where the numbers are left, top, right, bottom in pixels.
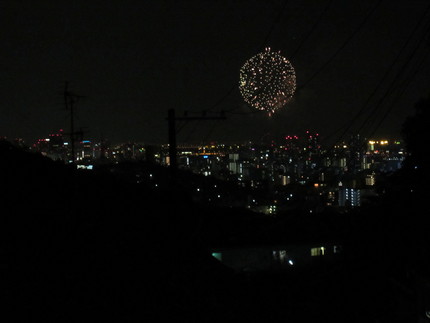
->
325, 2, 430, 146
201, 120, 222, 143
258, 0, 290, 52
186, 0, 384, 144
321, 18, 430, 166
356, 19, 430, 139
366, 28, 430, 139
223, 0, 333, 117
183, 1, 290, 143
176, 120, 190, 135
226, 1, 380, 117
290, 0, 333, 60
63, 82, 88, 164
318, 7, 430, 167
205, 0, 289, 114
298, 0, 382, 91
166, 109, 225, 178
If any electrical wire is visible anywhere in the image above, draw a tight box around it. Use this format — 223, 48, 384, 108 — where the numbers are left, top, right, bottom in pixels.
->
321, 17, 430, 165
258, 0, 290, 52
201, 120, 221, 143
182, 120, 201, 144
226, 0, 379, 117
205, 0, 290, 114
356, 19, 430, 139
325, 5, 430, 165
366, 28, 430, 140
323, 2, 430, 147
183, 1, 290, 143
290, 0, 333, 60
298, 0, 382, 91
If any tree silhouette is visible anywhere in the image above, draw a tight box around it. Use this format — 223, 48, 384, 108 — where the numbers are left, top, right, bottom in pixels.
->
401, 96, 430, 171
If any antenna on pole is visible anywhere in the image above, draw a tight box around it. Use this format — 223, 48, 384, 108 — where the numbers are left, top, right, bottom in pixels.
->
64, 81, 85, 165
167, 109, 178, 175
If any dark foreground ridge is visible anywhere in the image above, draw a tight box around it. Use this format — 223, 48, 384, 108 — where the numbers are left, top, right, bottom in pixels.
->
2, 135, 430, 322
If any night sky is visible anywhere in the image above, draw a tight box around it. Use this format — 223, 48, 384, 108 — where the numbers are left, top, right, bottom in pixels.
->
1, 0, 429, 145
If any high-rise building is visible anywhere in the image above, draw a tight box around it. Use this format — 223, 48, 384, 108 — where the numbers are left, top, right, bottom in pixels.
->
228, 153, 239, 174
77, 140, 93, 161
338, 187, 361, 207
48, 129, 66, 160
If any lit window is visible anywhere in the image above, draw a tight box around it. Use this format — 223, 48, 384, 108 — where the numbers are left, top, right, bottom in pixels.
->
273, 250, 288, 263
279, 250, 287, 262
311, 247, 325, 256
212, 253, 222, 262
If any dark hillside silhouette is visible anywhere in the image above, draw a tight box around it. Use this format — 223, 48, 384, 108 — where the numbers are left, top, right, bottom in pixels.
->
2, 141, 242, 321
4, 97, 430, 323
342, 97, 430, 322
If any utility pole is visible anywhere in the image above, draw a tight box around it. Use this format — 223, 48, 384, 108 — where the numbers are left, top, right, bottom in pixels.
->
167, 109, 178, 172
166, 108, 226, 181
64, 82, 84, 165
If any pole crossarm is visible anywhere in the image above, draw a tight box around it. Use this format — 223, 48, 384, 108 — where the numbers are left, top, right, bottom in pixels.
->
166, 108, 227, 183
169, 116, 226, 121
165, 111, 226, 121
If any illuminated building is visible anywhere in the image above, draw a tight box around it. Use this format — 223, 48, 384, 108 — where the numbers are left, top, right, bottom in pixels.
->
76, 140, 93, 162
228, 153, 239, 174
347, 134, 365, 173
32, 138, 50, 156
13, 138, 26, 148
367, 140, 389, 152
33, 130, 67, 161
338, 187, 361, 207
365, 173, 376, 186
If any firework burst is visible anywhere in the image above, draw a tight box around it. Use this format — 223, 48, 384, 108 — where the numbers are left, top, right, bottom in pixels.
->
239, 48, 296, 115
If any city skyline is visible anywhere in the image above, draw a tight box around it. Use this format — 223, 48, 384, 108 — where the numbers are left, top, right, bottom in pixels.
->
1, 0, 429, 146
13, 126, 405, 150
3, 1, 430, 316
